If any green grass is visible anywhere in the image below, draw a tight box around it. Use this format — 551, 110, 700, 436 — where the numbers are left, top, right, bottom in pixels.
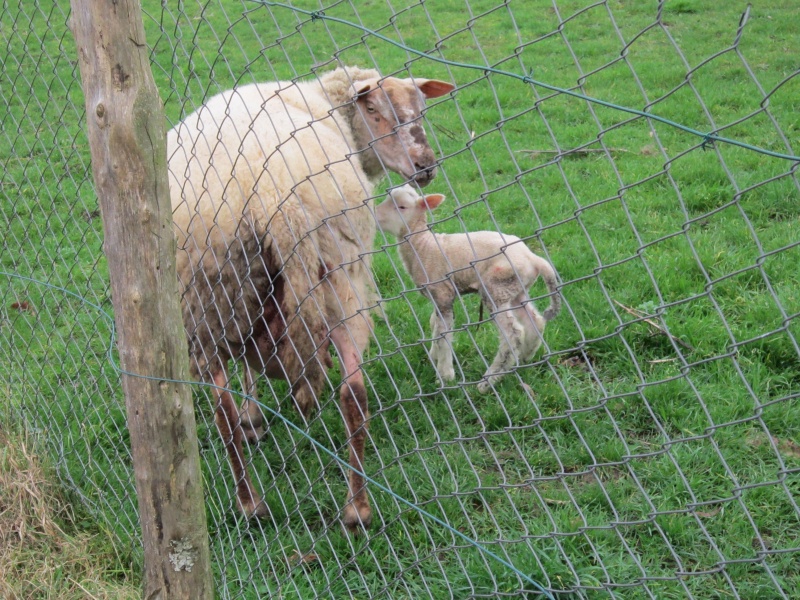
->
2, 0, 799, 598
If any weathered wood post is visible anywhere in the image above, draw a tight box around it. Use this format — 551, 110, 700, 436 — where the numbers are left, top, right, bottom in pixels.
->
69, 1, 214, 598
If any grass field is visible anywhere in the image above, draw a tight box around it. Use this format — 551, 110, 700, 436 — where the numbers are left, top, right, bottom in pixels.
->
1, 0, 799, 598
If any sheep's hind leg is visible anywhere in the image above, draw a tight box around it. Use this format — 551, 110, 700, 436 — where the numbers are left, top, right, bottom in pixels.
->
240, 362, 265, 444
478, 306, 525, 394
210, 368, 268, 519
275, 322, 331, 420
429, 305, 456, 383
330, 323, 372, 532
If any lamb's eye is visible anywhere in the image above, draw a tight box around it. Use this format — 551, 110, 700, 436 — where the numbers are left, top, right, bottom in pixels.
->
366, 104, 376, 114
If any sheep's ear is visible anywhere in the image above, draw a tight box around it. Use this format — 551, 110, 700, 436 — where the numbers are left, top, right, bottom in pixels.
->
415, 79, 455, 99
423, 194, 446, 209
354, 80, 378, 99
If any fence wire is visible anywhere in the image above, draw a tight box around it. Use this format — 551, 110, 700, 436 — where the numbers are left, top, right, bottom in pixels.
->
2, 1, 799, 599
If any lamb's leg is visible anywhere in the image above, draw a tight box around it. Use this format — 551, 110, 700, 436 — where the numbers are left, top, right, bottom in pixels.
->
429, 303, 456, 383
211, 368, 268, 519
478, 305, 526, 394
330, 323, 372, 531
520, 303, 546, 361
240, 363, 265, 444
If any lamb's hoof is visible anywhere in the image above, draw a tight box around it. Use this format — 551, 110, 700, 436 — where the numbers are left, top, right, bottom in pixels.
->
342, 503, 372, 533
237, 496, 270, 520
477, 379, 491, 394
434, 364, 455, 388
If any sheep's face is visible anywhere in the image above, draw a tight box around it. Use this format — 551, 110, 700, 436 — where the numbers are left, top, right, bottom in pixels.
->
374, 185, 445, 237
353, 77, 454, 187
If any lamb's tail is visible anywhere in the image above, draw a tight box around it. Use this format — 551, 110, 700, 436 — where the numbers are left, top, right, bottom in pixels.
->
266, 203, 330, 415
531, 254, 561, 322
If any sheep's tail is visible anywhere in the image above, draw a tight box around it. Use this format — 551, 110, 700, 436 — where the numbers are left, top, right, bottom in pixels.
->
266, 205, 330, 415
532, 254, 561, 322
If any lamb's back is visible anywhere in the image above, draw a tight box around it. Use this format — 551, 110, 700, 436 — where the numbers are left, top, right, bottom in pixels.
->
434, 231, 541, 289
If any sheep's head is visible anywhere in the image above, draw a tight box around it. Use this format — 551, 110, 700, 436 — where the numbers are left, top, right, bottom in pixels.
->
374, 184, 445, 237
351, 76, 454, 187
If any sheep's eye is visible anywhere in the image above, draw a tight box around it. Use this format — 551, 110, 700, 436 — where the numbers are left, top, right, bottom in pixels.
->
366, 104, 376, 114
399, 205, 407, 210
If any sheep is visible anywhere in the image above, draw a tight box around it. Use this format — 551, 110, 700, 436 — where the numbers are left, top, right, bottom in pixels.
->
374, 185, 560, 393
168, 66, 454, 530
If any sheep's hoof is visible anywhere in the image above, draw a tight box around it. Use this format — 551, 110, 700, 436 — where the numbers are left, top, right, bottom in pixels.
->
342, 503, 372, 532
477, 379, 492, 394
242, 407, 264, 430
243, 426, 265, 445
292, 388, 319, 419
237, 496, 270, 520
293, 399, 316, 420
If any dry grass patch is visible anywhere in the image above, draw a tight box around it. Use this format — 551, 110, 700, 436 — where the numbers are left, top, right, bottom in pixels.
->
0, 427, 139, 600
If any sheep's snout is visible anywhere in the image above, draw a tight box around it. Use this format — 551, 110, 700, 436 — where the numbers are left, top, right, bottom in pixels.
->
411, 153, 438, 187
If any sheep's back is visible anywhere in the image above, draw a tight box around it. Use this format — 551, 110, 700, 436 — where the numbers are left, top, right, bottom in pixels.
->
168, 82, 367, 243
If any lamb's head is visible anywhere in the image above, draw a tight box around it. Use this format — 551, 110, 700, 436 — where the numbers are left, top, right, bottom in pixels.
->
374, 184, 445, 237
351, 76, 454, 187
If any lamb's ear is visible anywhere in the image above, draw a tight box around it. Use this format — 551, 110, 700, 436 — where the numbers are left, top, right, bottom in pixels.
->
422, 194, 446, 209
414, 79, 455, 99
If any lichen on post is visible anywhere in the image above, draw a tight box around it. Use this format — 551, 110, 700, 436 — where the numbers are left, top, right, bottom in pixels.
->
68, 1, 213, 598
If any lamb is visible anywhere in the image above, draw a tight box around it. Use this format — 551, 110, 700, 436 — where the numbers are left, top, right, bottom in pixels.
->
168, 66, 454, 530
374, 185, 560, 393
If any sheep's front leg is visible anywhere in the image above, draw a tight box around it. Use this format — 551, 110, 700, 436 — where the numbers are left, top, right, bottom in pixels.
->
429, 302, 456, 383
330, 323, 372, 531
478, 306, 525, 394
210, 368, 268, 519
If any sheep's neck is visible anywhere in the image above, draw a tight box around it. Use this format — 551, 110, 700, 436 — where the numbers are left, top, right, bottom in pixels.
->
339, 104, 383, 183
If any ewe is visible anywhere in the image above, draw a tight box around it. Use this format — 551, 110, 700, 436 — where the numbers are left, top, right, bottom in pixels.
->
374, 185, 560, 393
169, 67, 453, 529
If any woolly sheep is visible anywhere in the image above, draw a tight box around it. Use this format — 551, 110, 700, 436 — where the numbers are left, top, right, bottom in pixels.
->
168, 67, 454, 530
374, 185, 560, 393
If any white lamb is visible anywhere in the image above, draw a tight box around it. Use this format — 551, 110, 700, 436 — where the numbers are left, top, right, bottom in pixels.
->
374, 185, 560, 393
169, 67, 454, 529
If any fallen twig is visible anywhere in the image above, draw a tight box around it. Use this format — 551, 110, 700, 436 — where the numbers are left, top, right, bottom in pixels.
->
517, 147, 631, 158
614, 300, 695, 352
433, 122, 459, 141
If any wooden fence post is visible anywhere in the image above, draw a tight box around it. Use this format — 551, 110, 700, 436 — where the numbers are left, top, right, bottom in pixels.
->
69, 2, 214, 598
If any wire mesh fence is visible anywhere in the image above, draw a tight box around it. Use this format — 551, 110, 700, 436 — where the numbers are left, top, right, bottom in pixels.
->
2, 0, 799, 598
